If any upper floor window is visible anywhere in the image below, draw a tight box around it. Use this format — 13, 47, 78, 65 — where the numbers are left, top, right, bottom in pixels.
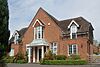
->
70, 24, 77, 39
68, 44, 78, 55
50, 42, 57, 55
9, 48, 14, 56
14, 32, 19, 44
68, 20, 79, 39
34, 26, 43, 39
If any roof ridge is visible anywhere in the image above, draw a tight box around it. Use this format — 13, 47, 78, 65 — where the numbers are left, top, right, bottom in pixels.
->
59, 16, 83, 22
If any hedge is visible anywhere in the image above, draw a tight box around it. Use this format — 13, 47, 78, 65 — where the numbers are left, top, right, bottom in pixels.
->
40, 60, 87, 65
55, 55, 67, 60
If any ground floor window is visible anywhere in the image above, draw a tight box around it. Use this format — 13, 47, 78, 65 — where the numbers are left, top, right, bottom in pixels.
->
9, 48, 14, 56
68, 44, 77, 55
50, 42, 57, 55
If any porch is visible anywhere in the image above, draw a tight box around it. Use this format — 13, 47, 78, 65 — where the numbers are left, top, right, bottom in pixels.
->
26, 39, 48, 63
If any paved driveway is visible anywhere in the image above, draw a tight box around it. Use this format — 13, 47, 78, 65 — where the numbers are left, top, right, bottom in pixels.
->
6, 63, 100, 67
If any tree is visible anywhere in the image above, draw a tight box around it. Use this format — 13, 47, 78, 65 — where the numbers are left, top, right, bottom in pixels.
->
0, 0, 10, 58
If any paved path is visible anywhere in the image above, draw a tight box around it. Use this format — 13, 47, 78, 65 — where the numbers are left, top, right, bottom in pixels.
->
92, 55, 100, 64
6, 63, 100, 67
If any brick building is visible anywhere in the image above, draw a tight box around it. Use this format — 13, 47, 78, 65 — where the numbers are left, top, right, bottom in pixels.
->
9, 7, 94, 63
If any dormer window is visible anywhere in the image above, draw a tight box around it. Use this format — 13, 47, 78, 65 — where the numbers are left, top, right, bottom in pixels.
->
68, 20, 79, 39
34, 26, 43, 39
33, 19, 44, 39
13, 31, 19, 44
70, 24, 77, 39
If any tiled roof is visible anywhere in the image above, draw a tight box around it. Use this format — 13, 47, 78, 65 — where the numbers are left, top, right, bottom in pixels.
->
9, 27, 27, 43
17, 27, 27, 38
39, 7, 93, 34
57, 17, 93, 34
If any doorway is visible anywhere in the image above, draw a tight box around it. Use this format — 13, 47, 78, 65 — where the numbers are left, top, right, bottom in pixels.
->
39, 49, 42, 61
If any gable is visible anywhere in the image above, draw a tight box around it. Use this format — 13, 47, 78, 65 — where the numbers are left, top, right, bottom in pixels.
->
22, 7, 62, 44
33, 19, 45, 27
68, 20, 79, 29
13, 30, 19, 37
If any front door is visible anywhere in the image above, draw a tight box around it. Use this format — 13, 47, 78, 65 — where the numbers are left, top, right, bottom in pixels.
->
39, 49, 42, 61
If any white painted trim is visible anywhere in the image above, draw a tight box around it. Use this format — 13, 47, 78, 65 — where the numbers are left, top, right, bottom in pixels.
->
50, 42, 57, 55
9, 48, 14, 56
70, 25, 77, 39
12, 30, 19, 37
41, 46, 44, 59
76, 45, 78, 54
40, 26, 43, 39
68, 20, 79, 29
26, 44, 30, 47
68, 44, 78, 56
34, 26, 43, 39
26, 44, 32, 63
34, 27, 36, 39
33, 47, 35, 63
37, 47, 39, 62
33, 19, 44, 27
28, 47, 31, 63
13, 30, 19, 44
70, 33, 72, 39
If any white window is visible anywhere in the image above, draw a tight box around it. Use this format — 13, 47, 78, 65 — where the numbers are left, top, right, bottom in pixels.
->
70, 24, 77, 39
14, 33, 19, 44
34, 26, 43, 39
9, 48, 14, 56
50, 42, 57, 55
68, 44, 78, 55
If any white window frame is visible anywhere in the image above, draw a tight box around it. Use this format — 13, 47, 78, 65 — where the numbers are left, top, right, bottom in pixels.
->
68, 20, 79, 29
70, 24, 77, 39
13, 31, 19, 44
33, 19, 44, 27
68, 44, 78, 56
50, 42, 57, 55
9, 48, 14, 56
34, 26, 43, 39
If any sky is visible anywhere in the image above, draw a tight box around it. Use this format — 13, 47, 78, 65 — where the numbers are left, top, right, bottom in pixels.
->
8, 0, 100, 42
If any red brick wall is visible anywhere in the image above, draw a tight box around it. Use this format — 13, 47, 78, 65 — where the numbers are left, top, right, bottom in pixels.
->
59, 37, 90, 60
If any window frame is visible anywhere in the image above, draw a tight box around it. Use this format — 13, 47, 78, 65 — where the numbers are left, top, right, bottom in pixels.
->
70, 24, 77, 39
14, 33, 19, 44
68, 44, 78, 56
50, 42, 57, 55
34, 26, 43, 39
9, 48, 14, 56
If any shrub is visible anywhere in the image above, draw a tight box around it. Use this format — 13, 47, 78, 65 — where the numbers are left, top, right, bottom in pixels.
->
44, 50, 67, 60
2, 56, 14, 63
55, 55, 67, 60
5, 59, 13, 63
68, 54, 80, 60
17, 60, 26, 64
40, 60, 87, 65
44, 50, 54, 60
17, 52, 24, 60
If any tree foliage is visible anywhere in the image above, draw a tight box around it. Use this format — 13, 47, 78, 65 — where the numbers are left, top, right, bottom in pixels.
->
0, 0, 10, 57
